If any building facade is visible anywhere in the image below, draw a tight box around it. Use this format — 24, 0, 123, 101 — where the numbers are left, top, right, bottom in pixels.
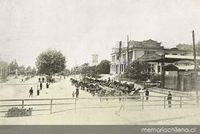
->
110, 39, 192, 75
91, 54, 98, 66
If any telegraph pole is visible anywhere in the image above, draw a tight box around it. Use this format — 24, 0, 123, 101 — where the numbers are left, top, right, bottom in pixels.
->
127, 35, 130, 67
192, 30, 198, 105
192, 30, 197, 73
118, 41, 122, 82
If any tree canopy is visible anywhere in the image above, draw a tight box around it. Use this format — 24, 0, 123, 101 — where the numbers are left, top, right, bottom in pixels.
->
9, 60, 18, 73
124, 61, 150, 82
96, 60, 110, 74
36, 49, 66, 75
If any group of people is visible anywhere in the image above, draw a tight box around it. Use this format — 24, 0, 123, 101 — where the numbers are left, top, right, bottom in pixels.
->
28, 77, 50, 98
144, 88, 173, 108
70, 77, 143, 98
72, 87, 79, 98
71, 76, 173, 108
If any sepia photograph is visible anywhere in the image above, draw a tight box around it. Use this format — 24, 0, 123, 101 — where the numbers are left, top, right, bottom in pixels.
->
0, 0, 200, 133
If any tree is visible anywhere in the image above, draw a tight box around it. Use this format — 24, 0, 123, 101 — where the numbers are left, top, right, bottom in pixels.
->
96, 60, 110, 74
31, 67, 37, 75
9, 60, 18, 74
26, 66, 32, 75
80, 63, 90, 75
0, 61, 9, 80
0, 61, 8, 68
18, 65, 26, 75
124, 61, 150, 82
36, 49, 66, 75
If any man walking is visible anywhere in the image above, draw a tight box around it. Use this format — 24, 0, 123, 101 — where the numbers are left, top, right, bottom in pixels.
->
167, 91, 172, 108
145, 88, 149, 100
42, 77, 45, 83
40, 82, 43, 90
37, 89, 40, 96
72, 91, 75, 98
75, 87, 79, 98
46, 82, 49, 88
29, 87, 33, 97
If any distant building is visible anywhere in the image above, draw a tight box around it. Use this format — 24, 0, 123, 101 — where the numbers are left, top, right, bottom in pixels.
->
176, 43, 200, 56
91, 54, 98, 66
110, 38, 193, 75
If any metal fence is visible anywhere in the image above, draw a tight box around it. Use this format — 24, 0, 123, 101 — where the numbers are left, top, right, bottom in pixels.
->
0, 95, 198, 117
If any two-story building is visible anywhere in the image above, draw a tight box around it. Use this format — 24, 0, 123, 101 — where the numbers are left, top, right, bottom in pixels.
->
110, 39, 192, 75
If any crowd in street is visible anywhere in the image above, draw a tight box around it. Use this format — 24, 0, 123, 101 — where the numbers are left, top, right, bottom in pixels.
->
70, 76, 143, 98
27, 75, 173, 108
70, 76, 173, 108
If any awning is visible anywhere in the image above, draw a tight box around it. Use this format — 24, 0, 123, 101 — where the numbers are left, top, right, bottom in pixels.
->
138, 54, 197, 63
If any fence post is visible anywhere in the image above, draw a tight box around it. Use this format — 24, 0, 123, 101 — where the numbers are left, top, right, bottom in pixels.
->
22, 100, 24, 108
180, 96, 182, 108
50, 99, 53, 114
164, 96, 166, 109
74, 98, 77, 113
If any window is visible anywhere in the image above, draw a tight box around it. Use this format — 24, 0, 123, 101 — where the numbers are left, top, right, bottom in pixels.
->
112, 56, 115, 62
123, 54, 126, 59
124, 64, 126, 71
148, 64, 155, 73
151, 64, 155, 73
120, 64, 124, 72
128, 51, 133, 60
158, 65, 160, 73
123, 54, 126, 62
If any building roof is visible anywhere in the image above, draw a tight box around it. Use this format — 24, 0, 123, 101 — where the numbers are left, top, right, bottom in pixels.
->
163, 64, 195, 71
129, 39, 163, 49
165, 55, 200, 60
111, 39, 164, 54
138, 53, 162, 62
138, 54, 200, 63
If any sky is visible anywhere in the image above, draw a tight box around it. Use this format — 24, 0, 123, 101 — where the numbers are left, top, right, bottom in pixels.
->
0, 0, 200, 68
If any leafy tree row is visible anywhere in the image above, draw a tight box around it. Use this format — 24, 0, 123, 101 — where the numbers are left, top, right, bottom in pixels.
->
70, 60, 111, 77
8, 60, 36, 76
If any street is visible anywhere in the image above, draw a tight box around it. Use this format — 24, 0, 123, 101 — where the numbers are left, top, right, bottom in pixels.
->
0, 76, 200, 125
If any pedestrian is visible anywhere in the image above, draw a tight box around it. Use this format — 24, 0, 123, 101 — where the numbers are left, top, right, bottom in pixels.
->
108, 77, 110, 83
119, 92, 122, 102
75, 87, 79, 98
38, 77, 41, 82
92, 91, 95, 96
29, 87, 33, 97
72, 91, 75, 98
46, 82, 49, 88
167, 91, 172, 108
145, 88, 149, 100
40, 82, 43, 90
37, 89, 40, 96
42, 77, 45, 83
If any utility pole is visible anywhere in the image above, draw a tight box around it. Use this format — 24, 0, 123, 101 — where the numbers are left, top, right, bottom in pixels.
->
127, 35, 130, 67
192, 30, 198, 105
192, 30, 197, 73
118, 41, 122, 82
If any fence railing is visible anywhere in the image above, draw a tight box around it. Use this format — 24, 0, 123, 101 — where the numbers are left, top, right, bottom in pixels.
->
0, 95, 198, 117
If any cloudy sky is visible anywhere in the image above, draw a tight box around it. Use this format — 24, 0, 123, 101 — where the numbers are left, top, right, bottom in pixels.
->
0, 0, 200, 68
